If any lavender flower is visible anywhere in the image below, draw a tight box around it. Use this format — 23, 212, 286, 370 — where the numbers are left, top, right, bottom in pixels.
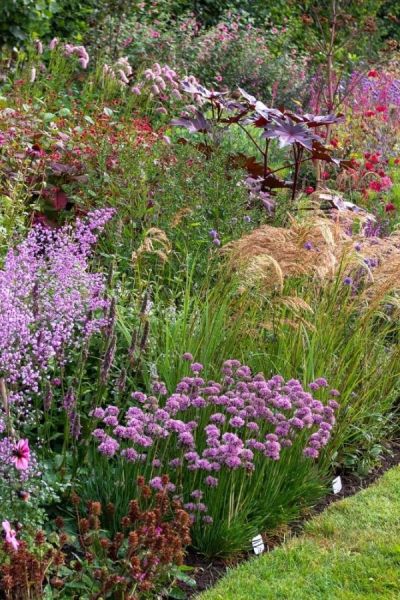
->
0, 209, 113, 402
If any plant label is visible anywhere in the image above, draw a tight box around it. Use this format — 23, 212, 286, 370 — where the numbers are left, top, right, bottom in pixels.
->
332, 475, 342, 494
252, 534, 265, 555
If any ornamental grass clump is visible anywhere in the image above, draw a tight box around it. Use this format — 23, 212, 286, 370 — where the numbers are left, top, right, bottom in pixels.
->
90, 359, 338, 556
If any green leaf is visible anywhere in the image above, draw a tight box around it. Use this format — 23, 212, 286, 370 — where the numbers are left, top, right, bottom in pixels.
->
175, 572, 196, 586
43, 112, 56, 122
168, 587, 188, 599
58, 107, 71, 117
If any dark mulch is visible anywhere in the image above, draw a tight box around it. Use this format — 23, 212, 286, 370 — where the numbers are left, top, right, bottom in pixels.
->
181, 440, 400, 597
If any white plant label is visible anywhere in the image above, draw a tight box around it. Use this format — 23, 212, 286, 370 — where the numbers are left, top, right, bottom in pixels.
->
332, 475, 342, 494
252, 534, 265, 555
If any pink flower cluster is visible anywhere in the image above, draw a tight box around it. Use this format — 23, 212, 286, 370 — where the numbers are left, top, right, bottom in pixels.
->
0, 209, 114, 397
2, 520, 19, 550
133, 64, 182, 112
91, 360, 338, 476
103, 56, 133, 87
64, 44, 90, 69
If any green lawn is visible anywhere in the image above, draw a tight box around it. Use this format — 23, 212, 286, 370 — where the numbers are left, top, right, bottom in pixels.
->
198, 466, 400, 600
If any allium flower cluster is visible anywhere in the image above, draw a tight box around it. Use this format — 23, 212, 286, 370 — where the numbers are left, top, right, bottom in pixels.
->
209, 229, 221, 247
91, 359, 338, 482
0, 209, 114, 398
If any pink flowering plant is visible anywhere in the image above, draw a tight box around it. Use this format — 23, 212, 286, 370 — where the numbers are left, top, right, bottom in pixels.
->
0, 422, 57, 531
88, 357, 338, 555
0, 208, 114, 529
0, 208, 113, 404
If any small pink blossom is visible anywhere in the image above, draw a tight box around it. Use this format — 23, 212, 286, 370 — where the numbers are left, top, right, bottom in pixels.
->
11, 439, 30, 470
380, 176, 393, 190
2, 521, 19, 551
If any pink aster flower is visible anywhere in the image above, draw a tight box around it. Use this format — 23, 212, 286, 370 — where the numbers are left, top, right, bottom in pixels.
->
11, 439, 30, 470
2, 520, 19, 550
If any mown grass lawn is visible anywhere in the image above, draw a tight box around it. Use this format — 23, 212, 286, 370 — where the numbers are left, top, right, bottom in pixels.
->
198, 466, 400, 600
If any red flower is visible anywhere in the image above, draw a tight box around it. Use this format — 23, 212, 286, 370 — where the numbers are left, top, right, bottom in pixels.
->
322, 171, 330, 180
330, 138, 338, 147
305, 186, 314, 195
369, 154, 379, 164
385, 203, 396, 212
394, 158, 400, 165
368, 70, 378, 77
364, 110, 375, 117
376, 105, 387, 112
369, 180, 381, 192
364, 152, 371, 159
365, 161, 374, 171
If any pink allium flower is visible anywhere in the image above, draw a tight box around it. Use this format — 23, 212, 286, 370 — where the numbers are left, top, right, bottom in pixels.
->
11, 439, 30, 470
49, 37, 59, 50
30, 67, 36, 83
2, 520, 19, 550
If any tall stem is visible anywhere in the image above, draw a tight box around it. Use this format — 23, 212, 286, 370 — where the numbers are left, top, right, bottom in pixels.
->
0, 377, 14, 437
237, 123, 264, 155
292, 145, 303, 202
263, 138, 269, 180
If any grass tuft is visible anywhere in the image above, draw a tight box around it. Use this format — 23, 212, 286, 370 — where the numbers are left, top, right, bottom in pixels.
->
198, 466, 400, 600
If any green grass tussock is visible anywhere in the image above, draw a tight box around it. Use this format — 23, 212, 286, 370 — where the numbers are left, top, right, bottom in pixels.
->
199, 466, 400, 600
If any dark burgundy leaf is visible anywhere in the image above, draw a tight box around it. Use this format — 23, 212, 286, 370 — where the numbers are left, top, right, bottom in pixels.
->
181, 79, 226, 99
263, 118, 318, 150
53, 189, 69, 210
48, 161, 79, 175
229, 153, 265, 177
238, 87, 257, 105
303, 113, 345, 127
263, 174, 293, 189
171, 111, 211, 133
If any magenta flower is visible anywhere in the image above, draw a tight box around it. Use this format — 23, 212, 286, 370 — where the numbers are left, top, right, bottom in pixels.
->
11, 439, 30, 470
2, 520, 19, 550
